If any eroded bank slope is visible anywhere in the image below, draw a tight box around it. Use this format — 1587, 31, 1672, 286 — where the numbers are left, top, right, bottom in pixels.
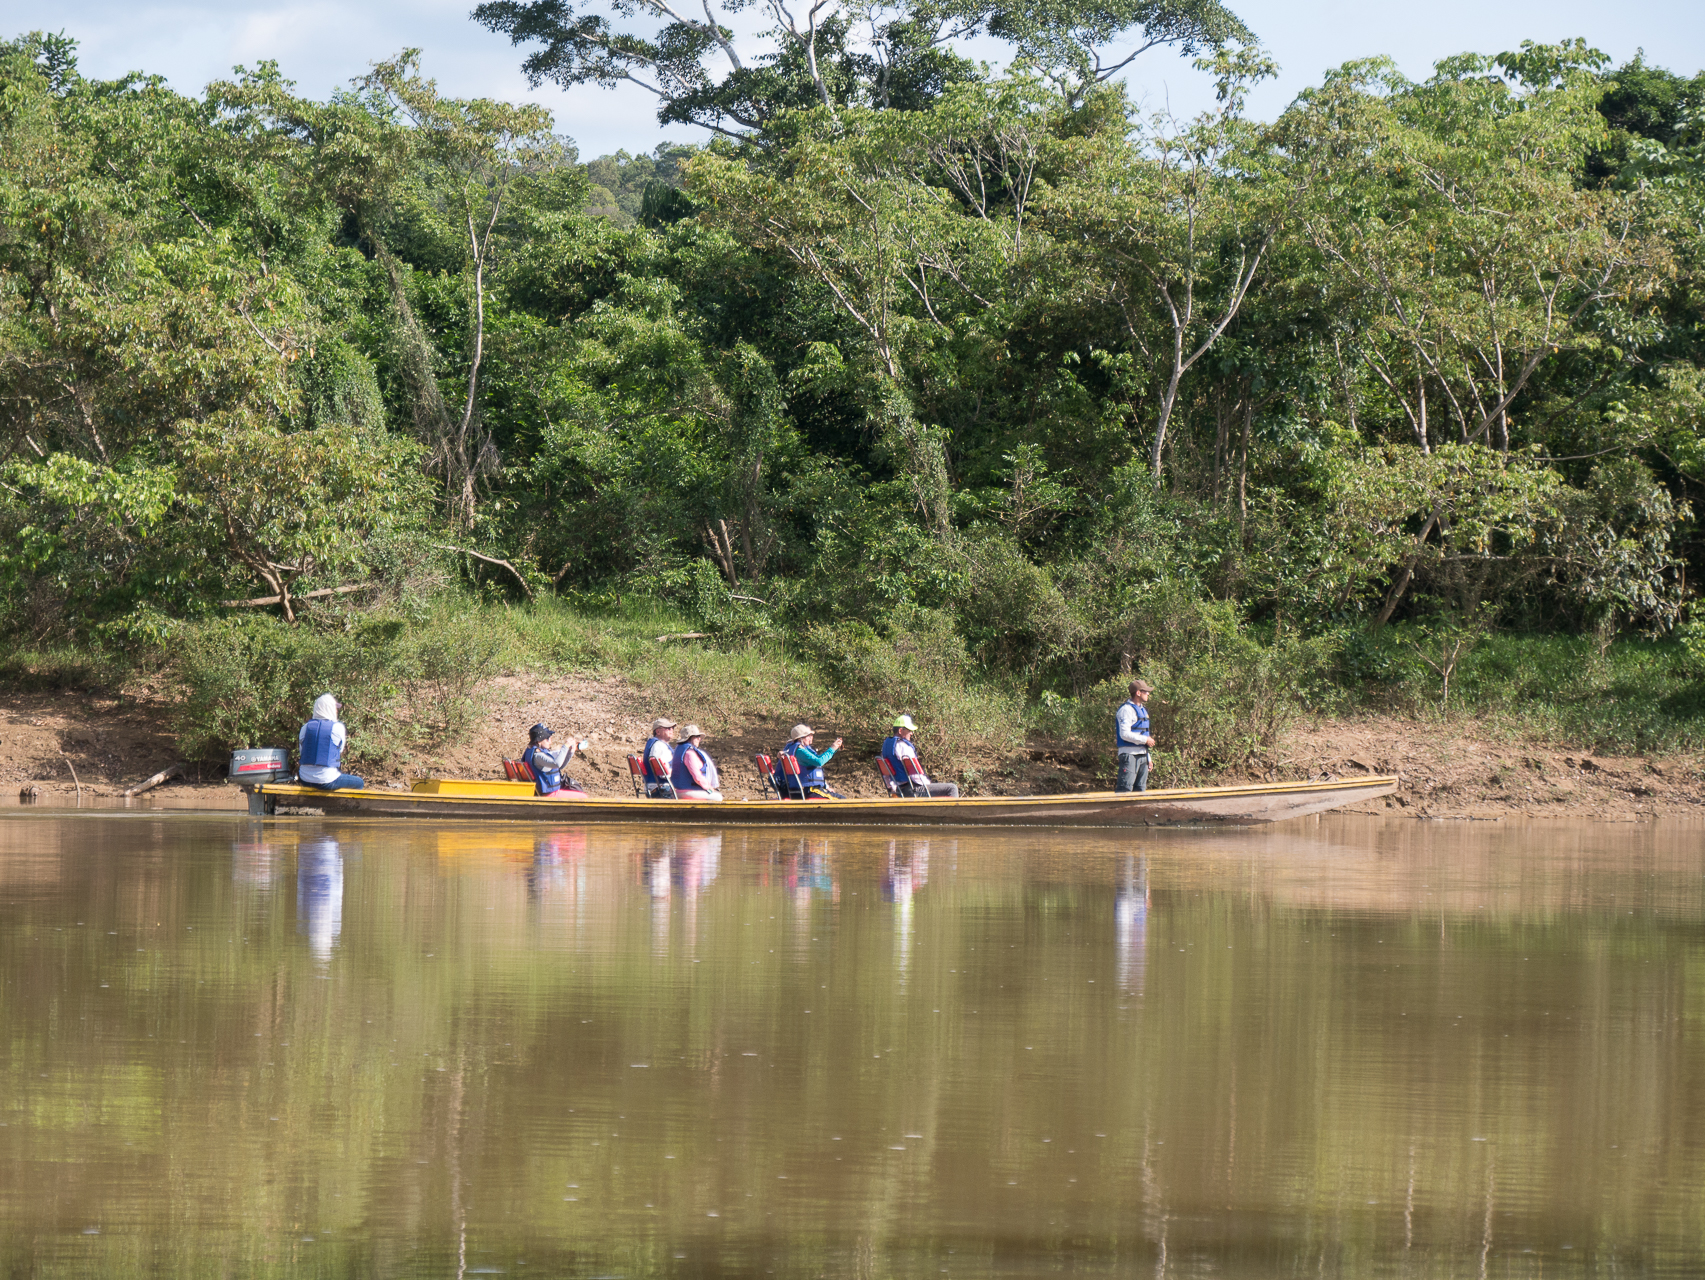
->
3, 677, 1700, 821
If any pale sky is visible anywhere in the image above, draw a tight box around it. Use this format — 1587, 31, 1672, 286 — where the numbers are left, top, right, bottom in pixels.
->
10, 0, 1705, 158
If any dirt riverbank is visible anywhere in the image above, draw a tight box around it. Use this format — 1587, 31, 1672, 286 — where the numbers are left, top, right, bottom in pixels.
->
2, 679, 1700, 820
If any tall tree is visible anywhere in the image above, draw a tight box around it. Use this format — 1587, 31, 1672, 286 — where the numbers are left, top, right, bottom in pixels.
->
471, 0, 1251, 135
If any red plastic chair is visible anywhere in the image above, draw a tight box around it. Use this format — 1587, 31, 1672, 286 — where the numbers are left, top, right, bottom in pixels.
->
753, 753, 780, 800
776, 751, 808, 799
625, 754, 647, 798
502, 759, 519, 781
638, 751, 677, 799
900, 756, 931, 796
877, 756, 901, 795
879, 755, 926, 798
515, 760, 537, 784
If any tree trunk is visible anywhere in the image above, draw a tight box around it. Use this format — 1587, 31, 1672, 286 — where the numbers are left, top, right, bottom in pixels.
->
1374, 510, 1439, 628
1236, 397, 1253, 534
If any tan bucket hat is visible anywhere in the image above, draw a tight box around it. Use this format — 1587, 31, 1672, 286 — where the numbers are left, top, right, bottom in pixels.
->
680, 724, 704, 739
789, 724, 813, 741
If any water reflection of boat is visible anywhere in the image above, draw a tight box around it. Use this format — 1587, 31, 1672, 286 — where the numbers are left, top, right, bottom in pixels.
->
243, 774, 1398, 826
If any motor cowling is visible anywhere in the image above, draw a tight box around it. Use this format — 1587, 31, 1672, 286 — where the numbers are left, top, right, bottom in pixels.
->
228, 748, 290, 783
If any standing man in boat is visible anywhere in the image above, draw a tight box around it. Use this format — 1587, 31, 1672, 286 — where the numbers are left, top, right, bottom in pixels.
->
297, 693, 365, 791
671, 725, 724, 800
880, 715, 960, 798
644, 718, 678, 797
1115, 679, 1156, 793
522, 723, 588, 798
777, 724, 845, 799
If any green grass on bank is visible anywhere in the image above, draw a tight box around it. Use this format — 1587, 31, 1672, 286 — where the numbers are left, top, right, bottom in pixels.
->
3, 594, 1702, 772
1341, 628, 1705, 756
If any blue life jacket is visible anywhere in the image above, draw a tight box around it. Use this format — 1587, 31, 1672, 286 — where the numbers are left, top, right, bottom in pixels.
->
778, 740, 825, 789
671, 742, 711, 792
880, 735, 906, 781
643, 737, 674, 794
1115, 700, 1150, 752
299, 718, 340, 768
522, 743, 563, 795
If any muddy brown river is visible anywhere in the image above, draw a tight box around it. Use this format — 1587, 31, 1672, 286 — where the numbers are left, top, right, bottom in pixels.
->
1, 811, 1702, 1276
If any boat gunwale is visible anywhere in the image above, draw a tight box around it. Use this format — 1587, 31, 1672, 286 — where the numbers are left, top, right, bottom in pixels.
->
248, 773, 1399, 815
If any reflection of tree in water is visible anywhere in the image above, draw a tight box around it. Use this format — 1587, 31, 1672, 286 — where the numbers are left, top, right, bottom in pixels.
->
1116, 854, 1149, 999
296, 835, 343, 965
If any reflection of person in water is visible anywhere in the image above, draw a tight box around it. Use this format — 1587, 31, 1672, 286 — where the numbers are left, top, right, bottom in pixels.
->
1115, 855, 1149, 998
883, 839, 929, 983
672, 832, 722, 896
296, 835, 343, 963
785, 838, 837, 901
528, 829, 587, 901
882, 839, 930, 903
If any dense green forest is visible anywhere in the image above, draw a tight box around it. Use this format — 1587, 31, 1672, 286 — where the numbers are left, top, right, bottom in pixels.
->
2, 22, 1703, 768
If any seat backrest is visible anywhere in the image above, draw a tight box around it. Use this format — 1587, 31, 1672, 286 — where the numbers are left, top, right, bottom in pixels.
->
778, 753, 802, 777
752, 753, 777, 799
644, 752, 671, 782
900, 755, 928, 782
627, 754, 644, 776
502, 759, 518, 781
877, 757, 896, 782
516, 760, 537, 783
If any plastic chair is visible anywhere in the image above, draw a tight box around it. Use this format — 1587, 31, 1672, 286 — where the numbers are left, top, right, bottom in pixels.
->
626, 754, 647, 798
502, 759, 519, 781
642, 751, 678, 800
900, 755, 933, 797
776, 751, 808, 799
515, 760, 537, 784
753, 753, 780, 800
878, 756, 920, 797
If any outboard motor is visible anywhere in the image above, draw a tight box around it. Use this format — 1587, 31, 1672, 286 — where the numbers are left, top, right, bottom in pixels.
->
229, 748, 291, 784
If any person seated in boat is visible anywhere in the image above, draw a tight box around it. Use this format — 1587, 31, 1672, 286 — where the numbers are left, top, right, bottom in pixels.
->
879, 714, 959, 798
296, 691, 363, 790
297, 693, 364, 791
776, 724, 845, 799
644, 718, 677, 797
670, 725, 724, 801
521, 723, 588, 798
1114, 679, 1156, 794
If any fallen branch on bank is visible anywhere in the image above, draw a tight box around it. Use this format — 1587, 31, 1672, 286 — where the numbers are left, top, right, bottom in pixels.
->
125, 763, 184, 798
222, 583, 372, 608
434, 544, 535, 600
63, 756, 81, 804
656, 632, 710, 643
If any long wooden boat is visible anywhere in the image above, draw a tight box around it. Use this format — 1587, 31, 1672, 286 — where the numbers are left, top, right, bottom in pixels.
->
241, 774, 1399, 827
